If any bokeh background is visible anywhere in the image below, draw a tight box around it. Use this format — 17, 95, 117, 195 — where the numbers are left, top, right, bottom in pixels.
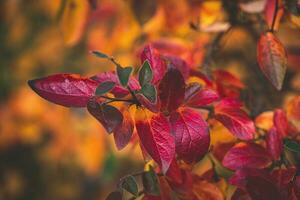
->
0, 0, 300, 199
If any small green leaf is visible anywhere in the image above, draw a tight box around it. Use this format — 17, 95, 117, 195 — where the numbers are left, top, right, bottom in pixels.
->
117, 66, 133, 87
284, 138, 300, 153
106, 191, 122, 200
91, 51, 109, 59
121, 175, 138, 196
140, 84, 156, 103
95, 81, 116, 96
139, 60, 153, 86
142, 167, 160, 196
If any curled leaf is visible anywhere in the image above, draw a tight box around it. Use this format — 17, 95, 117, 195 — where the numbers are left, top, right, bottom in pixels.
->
257, 32, 287, 90
222, 142, 272, 170
28, 74, 98, 107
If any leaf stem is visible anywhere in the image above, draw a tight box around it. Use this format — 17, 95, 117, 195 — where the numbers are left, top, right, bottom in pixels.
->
99, 95, 135, 103
270, 0, 279, 32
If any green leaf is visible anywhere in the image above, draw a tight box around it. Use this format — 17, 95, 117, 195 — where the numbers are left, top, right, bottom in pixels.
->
142, 167, 160, 196
91, 51, 109, 59
106, 191, 122, 200
121, 175, 138, 196
139, 60, 153, 86
140, 84, 156, 103
117, 66, 133, 87
284, 138, 300, 153
95, 81, 116, 96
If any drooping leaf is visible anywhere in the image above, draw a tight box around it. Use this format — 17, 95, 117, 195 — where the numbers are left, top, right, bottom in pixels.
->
257, 32, 287, 90
140, 84, 157, 103
113, 108, 134, 150
105, 191, 122, 200
266, 127, 283, 160
142, 167, 160, 196
222, 142, 272, 170
87, 97, 123, 133
116, 66, 133, 87
185, 88, 219, 108
135, 109, 175, 173
131, 0, 157, 25
141, 45, 166, 84
139, 60, 153, 86
95, 81, 116, 96
28, 74, 98, 107
169, 107, 210, 164
136, 93, 160, 113
284, 138, 300, 153
92, 72, 140, 97
91, 50, 109, 59
121, 175, 138, 196
158, 68, 185, 114
214, 99, 255, 140
273, 109, 288, 136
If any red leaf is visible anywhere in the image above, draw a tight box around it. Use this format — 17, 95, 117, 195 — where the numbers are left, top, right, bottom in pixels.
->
92, 72, 140, 97
214, 99, 255, 140
169, 107, 210, 163
257, 32, 287, 90
222, 142, 272, 170
87, 97, 123, 133
185, 88, 219, 108
135, 109, 175, 173
28, 73, 98, 107
158, 68, 185, 114
213, 70, 245, 89
166, 159, 183, 185
113, 108, 134, 150
141, 45, 167, 84
266, 127, 283, 160
273, 109, 288, 136
271, 167, 296, 188
162, 55, 190, 79
136, 93, 160, 113
264, 0, 284, 31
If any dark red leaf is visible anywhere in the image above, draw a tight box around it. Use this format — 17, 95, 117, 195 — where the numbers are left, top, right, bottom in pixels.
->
266, 127, 283, 160
185, 88, 219, 108
92, 72, 140, 97
169, 107, 210, 163
273, 109, 288, 136
135, 109, 175, 173
158, 68, 185, 114
87, 97, 123, 133
113, 108, 134, 150
271, 167, 296, 188
214, 99, 255, 140
28, 73, 98, 107
222, 142, 272, 170
264, 0, 284, 31
213, 70, 245, 89
162, 55, 190, 79
166, 159, 183, 185
141, 45, 167, 84
257, 32, 287, 90
184, 83, 201, 103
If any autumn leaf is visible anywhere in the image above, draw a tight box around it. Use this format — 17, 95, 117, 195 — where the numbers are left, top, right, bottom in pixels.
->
162, 55, 190, 80
185, 87, 219, 108
141, 45, 167, 84
28, 73, 98, 107
257, 32, 287, 90
264, 0, 284, 31
266, 127, 283, 160
214, 99, 255, 140
87, 97, 123, 133
222, 142, 272, 170
113, 108, 134, 150
158, 68, 185, 114
136, 93, 160, 113
273, 109, 288, 136
169, 107, 210, 164
193, 180, 224, 200
135, 109, 175, 173
271, 167, 296, 188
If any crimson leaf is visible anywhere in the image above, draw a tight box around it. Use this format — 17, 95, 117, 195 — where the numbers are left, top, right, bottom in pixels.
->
222, 142, 272, 170
266, 127, 283, 160
169, 107, 210, 164
87, 97, 123, 133
135, 109, 175, 173
28, 73, 98, 107
158, 68, 185, 114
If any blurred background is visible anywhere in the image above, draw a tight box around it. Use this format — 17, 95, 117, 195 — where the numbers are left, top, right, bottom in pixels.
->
0, 0, 299, 199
